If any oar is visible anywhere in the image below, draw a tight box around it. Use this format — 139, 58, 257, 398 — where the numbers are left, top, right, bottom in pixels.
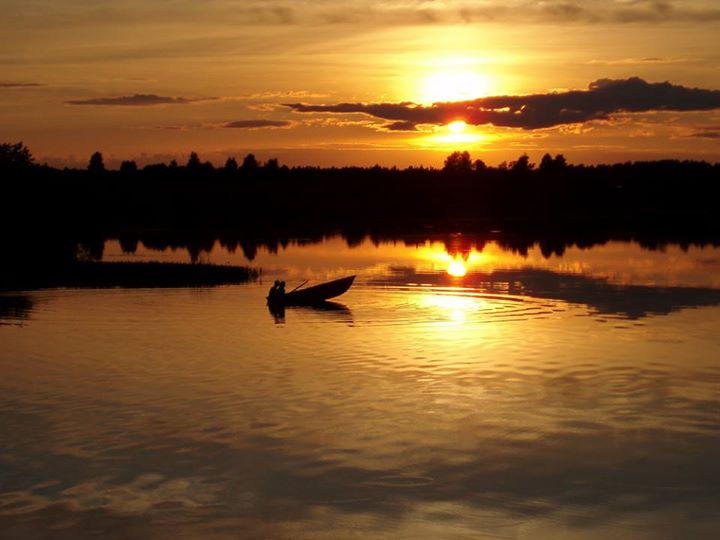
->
289, 280, 308, 293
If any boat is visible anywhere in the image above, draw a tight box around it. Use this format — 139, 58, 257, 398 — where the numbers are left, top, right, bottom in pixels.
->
268, 275, 355, 306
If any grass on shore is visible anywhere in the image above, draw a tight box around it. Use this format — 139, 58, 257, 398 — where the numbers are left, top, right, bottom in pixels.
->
1, 261, 260, 291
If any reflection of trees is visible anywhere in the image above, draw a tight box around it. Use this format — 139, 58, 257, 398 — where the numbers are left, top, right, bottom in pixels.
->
118, 236, 139, 254
2, 142, 720, 283
67, 229, 720, 278
0, 295, 33, 320
368, 266, 720, 319
441, 235, 486, 260
75, 239, 104, 262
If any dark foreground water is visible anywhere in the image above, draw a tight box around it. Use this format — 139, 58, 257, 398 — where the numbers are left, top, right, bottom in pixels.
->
2, 237, 719, 539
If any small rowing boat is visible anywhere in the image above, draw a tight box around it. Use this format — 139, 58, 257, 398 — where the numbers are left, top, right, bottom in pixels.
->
268, 275, 355, 306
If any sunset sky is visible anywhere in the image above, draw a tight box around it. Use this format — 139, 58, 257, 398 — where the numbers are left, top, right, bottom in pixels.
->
2, 0, 720, 168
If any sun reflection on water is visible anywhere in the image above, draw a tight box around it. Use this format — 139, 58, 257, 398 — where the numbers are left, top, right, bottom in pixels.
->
447, 259, 467, 277
420, 292, 482, 324
415, 242, 490, 278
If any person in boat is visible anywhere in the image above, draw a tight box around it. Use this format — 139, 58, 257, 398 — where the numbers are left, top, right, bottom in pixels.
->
278, 281, 286, 298
267, 280, 281, 303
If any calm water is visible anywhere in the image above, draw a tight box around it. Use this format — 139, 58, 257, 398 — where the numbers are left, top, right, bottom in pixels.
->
2, 237, 720, 539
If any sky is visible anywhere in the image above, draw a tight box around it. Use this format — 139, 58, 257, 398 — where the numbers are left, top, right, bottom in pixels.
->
1, 0, 720, 168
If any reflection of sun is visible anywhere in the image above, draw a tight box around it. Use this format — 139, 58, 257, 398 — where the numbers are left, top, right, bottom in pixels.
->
447, 259, 467, 277
415, 243, 490, 276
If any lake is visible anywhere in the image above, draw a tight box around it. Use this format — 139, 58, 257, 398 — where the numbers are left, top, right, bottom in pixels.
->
2, 235, 719, 539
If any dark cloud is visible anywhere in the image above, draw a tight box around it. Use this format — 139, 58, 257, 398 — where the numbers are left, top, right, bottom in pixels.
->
223, 119, 292, 129
458, 0, 720, 24
66, 94, 213, 106
383, 121, 421, 132
0, 82, 42, 88
688, 124, 720, 138
691, 131, 720, 139
7, 1, 720, 34
286, 77, 720, 131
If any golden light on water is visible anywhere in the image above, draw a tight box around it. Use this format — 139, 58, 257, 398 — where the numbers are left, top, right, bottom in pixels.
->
447, 259, 467, 277
414, 243, 490, 277
420, 293, 480, 324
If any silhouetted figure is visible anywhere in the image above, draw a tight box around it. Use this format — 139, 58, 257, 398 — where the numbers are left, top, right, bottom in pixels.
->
267, 280, 281, 303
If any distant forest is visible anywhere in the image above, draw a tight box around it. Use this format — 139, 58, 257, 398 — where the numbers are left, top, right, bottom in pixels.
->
3, 141, 720, 268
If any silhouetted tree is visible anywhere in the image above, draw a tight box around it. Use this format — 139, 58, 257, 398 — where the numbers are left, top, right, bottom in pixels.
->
443, 151, 472, 174
88, 151, 105, 173
224, 157, 238, 172
4, 141, 720, 261
242, 153, 258, 171
510, 153, 534, 173
539, 153, 554, 171
0, 141, 34, 170
264, 157, 279, 171
473, 159, 488, 173
119, 160, 138, 174
186, 152, 201, 169
169, 159, 178, 169
539, 153, 568, 173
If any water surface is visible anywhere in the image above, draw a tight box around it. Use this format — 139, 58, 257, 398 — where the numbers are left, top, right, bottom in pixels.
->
2, 237, 719, 539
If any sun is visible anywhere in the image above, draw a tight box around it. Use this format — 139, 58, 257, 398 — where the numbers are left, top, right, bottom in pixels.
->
424, 120, 483, 145
421, 70, 489, 104
447, 120, 467, 134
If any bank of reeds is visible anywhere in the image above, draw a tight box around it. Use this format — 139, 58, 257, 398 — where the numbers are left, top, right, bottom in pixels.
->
1, 261, 259, 291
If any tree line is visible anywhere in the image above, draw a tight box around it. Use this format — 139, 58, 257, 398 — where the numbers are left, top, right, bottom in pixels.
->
2, 141, 720, 243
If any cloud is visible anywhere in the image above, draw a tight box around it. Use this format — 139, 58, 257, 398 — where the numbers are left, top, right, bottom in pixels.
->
8, 0, 720, 34
586, 56, 693, 66
286, 77, 720, 131
66, 94, 214, 106
686, 124, 720, 138
382, 121, 422, 132
690, 131, 720, 139
0, 82, 42, 88
223, 119, 292, 129
243, 90, 330, 100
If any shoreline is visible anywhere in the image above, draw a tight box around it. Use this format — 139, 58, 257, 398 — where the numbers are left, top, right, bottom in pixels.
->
0, 261, 260, 292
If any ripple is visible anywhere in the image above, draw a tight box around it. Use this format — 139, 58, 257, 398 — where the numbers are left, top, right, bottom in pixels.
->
353, 285, 567, 327
362, 474, 435, 488
2, 284, 720, 538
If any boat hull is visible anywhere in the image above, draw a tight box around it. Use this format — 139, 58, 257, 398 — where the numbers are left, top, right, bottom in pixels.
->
269, 275, 355, 306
